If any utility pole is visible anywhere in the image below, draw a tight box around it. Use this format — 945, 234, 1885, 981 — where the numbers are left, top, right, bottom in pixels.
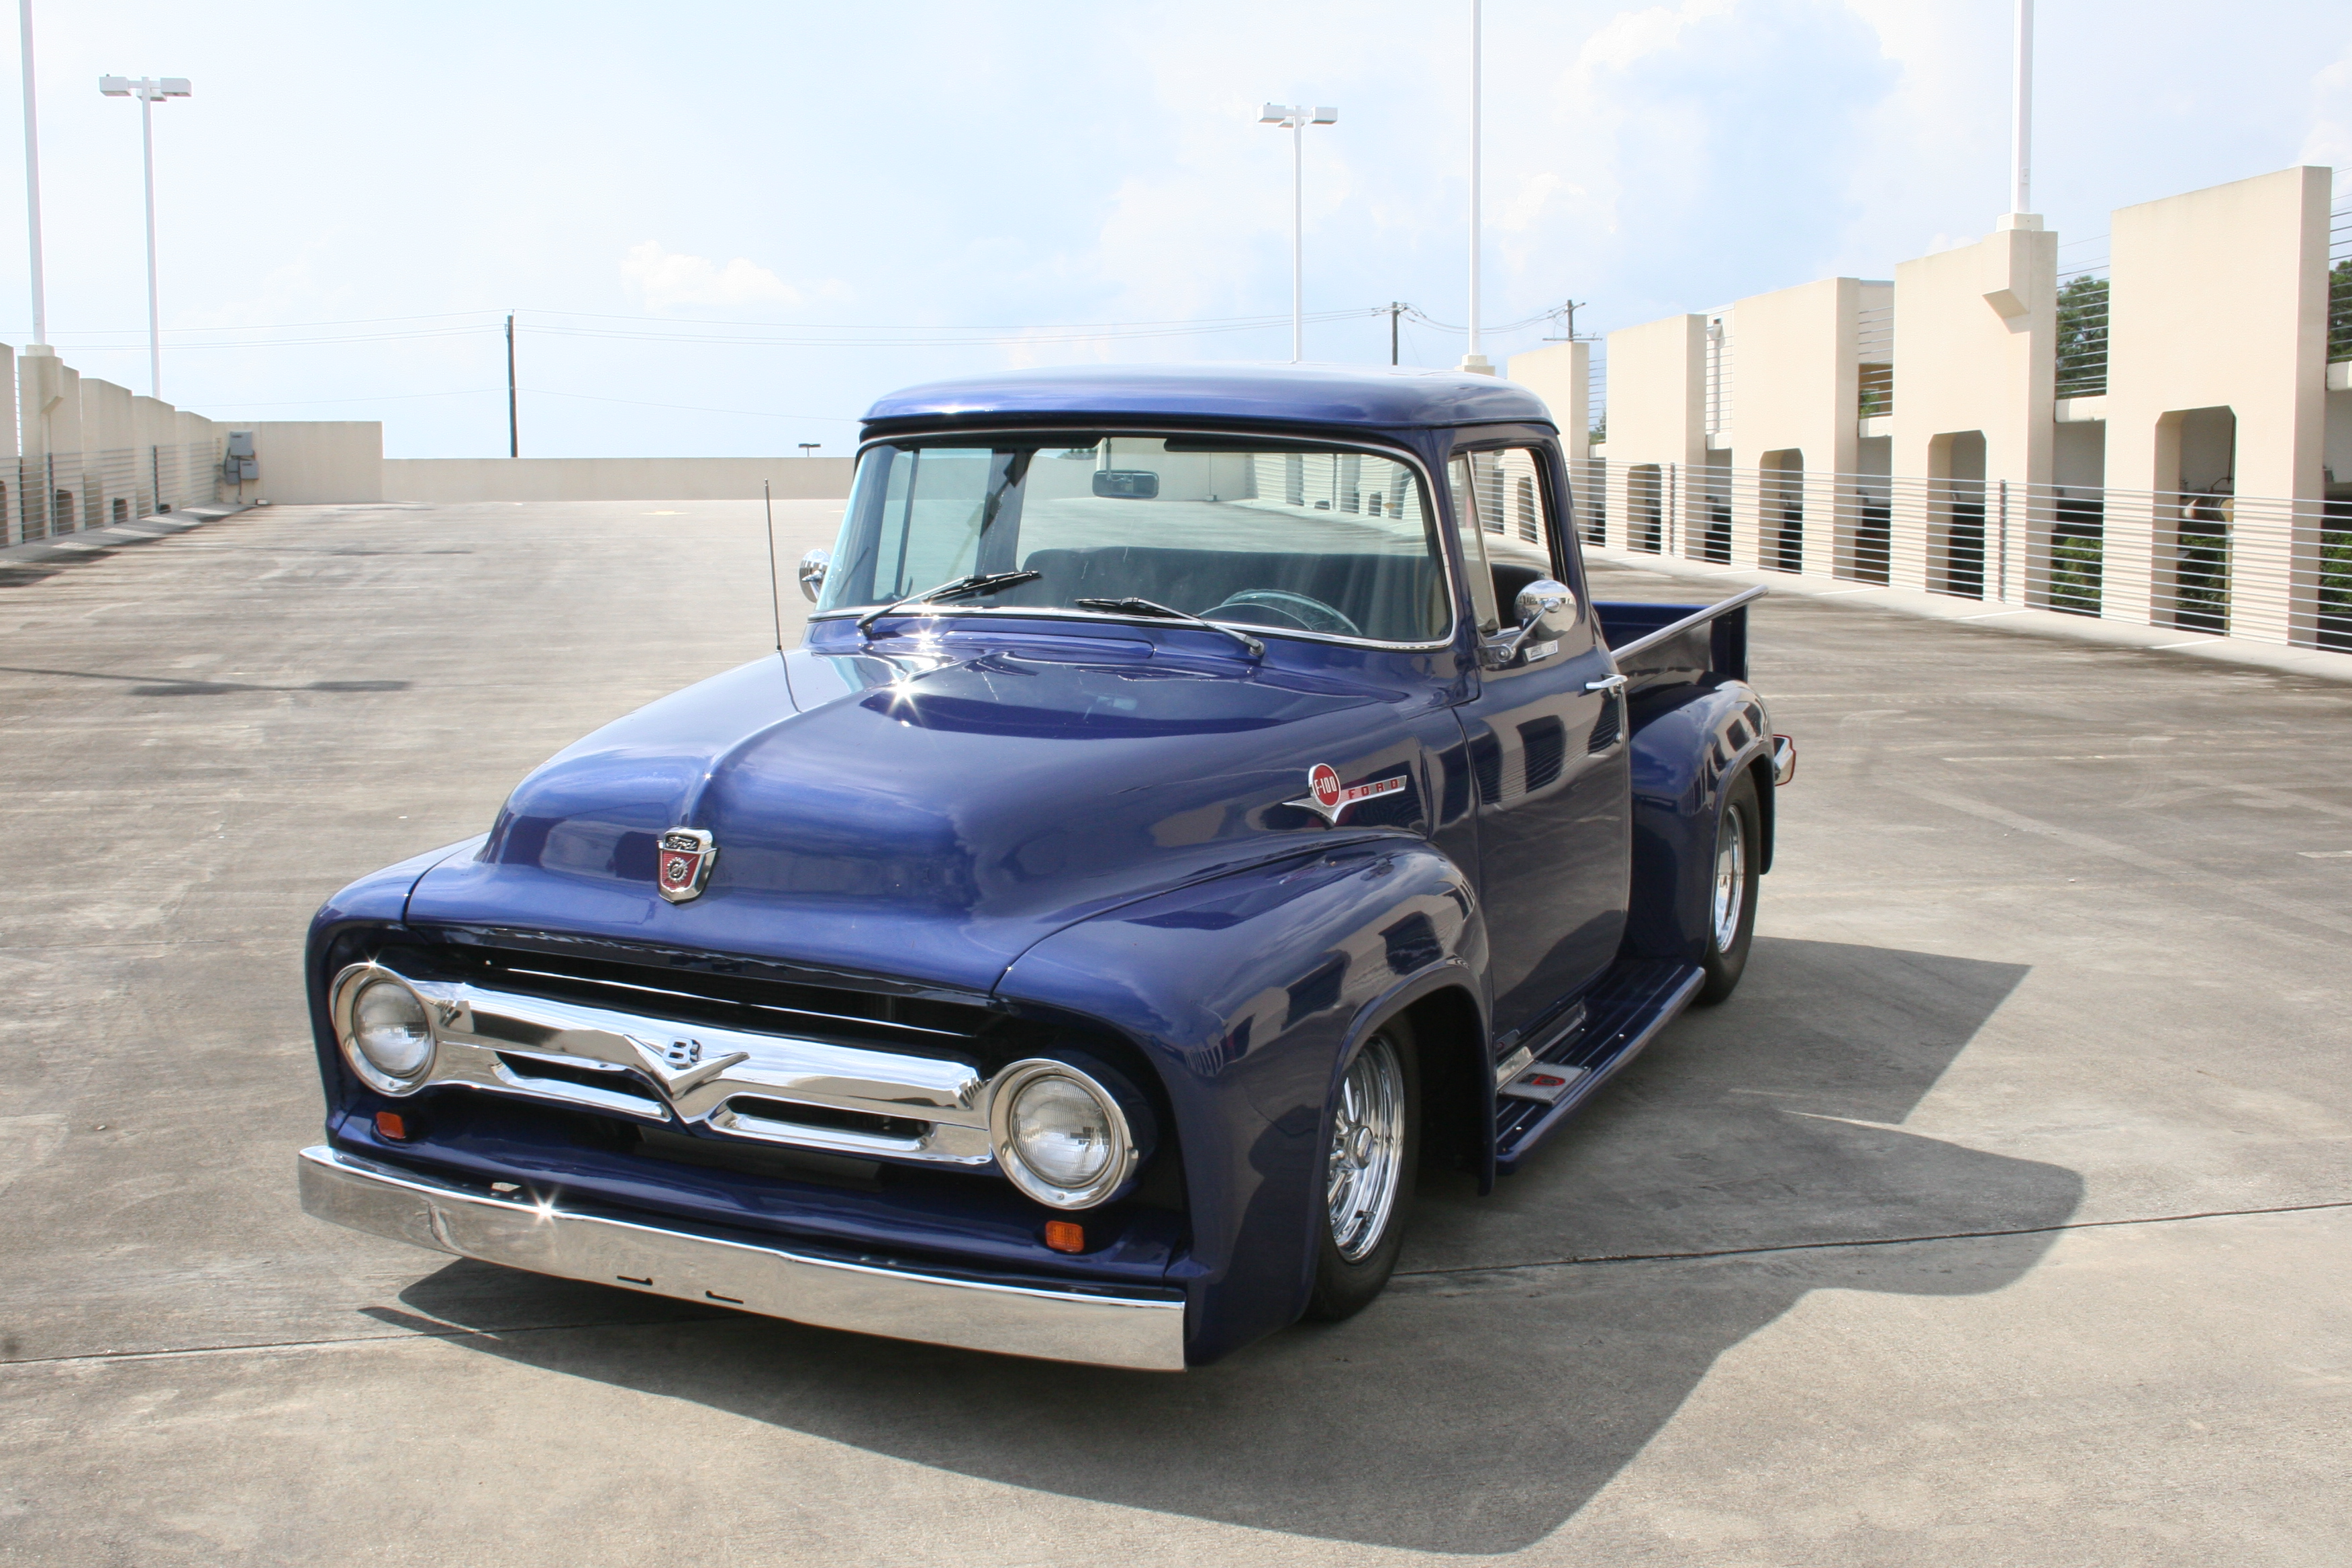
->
19, 0, 44, 346
1388, 301, 1402, 366
505, 313, 518, 457
1545, 299, 1587, 342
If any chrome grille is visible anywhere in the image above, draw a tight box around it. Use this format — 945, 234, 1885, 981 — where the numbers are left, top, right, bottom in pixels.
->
350, 963, 999, 1169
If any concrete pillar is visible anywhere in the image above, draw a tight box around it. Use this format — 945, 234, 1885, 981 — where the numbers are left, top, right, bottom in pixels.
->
1600, 314, 1708, 554
1507, 339, 1589, 462
0, 343, 17, 542
174, 409, 217, 505
1714, 276, 1863, 579
2104, 166, 2331, 642
1508, 340, 1598, 543
132, 395, 173, 514
1889, 219, 2058, 597
21, 353, 82, 535
79, 378, 136, 528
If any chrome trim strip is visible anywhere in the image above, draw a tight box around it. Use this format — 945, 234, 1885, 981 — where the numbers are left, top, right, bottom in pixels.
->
297, 1145, 1187, 1372
344, 964, 995, 1169
492, 962, 973, 1042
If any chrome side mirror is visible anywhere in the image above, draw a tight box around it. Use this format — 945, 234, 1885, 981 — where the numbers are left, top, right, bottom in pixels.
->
1481, 577, 1577, 668
797, 548, 832, 603
1514, 578, 1577, 640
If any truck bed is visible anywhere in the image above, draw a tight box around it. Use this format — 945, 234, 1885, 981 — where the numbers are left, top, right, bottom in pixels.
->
1596, 587, 1765, 692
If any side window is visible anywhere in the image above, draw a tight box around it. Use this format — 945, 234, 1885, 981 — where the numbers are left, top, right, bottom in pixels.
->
1463, 448, 1563, 568
1457, 447, 1571, 626
1448, 456, 1502, 634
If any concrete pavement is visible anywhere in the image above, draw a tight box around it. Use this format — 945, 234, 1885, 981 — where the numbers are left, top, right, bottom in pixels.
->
0, 501, 2345, 1565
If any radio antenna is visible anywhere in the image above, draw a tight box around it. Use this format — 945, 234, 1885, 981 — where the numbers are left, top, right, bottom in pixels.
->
763, 479, 784, 653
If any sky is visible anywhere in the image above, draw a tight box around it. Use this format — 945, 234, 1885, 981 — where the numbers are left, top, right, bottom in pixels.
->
7, 0, 2351, 458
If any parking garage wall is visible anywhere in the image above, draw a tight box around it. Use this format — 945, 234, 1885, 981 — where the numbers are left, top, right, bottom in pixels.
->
381, 457, 854, 503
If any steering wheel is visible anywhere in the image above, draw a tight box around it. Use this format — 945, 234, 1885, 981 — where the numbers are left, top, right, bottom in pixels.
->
1206, 589, 1361, 638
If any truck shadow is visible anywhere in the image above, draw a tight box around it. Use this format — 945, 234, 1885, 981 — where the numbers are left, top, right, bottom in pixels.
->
393, 936, 2081, 1555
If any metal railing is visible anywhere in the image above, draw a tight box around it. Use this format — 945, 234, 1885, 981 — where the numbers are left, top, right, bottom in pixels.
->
2055, 268, 2110, 398
2331, 193, 2352, 363
1571, 456, 1606, 546
1585, 344, 1607, 450
1565, 456, 2351, 652
1855, 301, 1894, 418
5, 440, 224, 546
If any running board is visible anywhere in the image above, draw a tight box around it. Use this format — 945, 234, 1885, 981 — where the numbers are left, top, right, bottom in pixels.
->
1493, 961, 1704, 1174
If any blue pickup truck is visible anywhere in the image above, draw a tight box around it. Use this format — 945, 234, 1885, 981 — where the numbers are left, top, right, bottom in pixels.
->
299, 364, 1792, 1371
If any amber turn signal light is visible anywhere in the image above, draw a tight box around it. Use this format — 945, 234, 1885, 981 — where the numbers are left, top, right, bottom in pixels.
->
1043, 1220, 1085, 1253
374, 1111, 407, 1140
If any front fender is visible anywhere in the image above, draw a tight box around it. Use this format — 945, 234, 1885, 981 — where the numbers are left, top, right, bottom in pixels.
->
993, 836, 1485, 1365
303, 835, 489, 1113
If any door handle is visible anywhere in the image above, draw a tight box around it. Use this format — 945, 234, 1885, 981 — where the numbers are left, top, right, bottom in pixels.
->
1585, 675, 1628, 693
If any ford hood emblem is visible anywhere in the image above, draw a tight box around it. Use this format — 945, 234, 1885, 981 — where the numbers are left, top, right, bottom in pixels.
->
655, 828, 719, 903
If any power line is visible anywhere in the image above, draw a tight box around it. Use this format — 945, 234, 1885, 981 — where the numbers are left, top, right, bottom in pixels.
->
17, 305, 1390, 350
185, 386, 503, 408
524, 387, 863, 424
516, 309, 1387, 350
28, 301, 1599, 354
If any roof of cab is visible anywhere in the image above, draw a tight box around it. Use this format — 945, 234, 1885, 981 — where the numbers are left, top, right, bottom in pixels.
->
861, 362, 1555, 432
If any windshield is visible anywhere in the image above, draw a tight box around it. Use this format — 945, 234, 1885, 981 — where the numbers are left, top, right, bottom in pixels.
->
816, 434, 1449, 644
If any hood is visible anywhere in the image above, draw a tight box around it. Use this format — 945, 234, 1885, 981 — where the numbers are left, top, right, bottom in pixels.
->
406, 631, 1440, 994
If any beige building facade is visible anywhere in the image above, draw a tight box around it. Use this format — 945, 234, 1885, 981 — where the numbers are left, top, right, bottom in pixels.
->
0, 344, 387, 541
1530, 165, 2352, 654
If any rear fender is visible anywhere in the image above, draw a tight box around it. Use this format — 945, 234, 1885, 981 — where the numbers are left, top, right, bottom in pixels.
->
994, 836, 1485, 1365
1619, 679, 1775, 963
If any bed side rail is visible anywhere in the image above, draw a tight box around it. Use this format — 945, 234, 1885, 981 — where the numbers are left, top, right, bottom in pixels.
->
1596, 585, 1767, 687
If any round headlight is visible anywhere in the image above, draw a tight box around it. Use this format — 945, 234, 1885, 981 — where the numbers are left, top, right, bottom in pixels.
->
1010, 1075, 1113, 1187
989, 1060, 1140, 1210
354, 980, 433, 1075
332, 965, 437, 1092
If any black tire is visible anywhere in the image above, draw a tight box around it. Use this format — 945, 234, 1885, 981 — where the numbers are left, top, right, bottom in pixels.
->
1305, 1015, 1421, 1322
1694, 769, 1761, 1006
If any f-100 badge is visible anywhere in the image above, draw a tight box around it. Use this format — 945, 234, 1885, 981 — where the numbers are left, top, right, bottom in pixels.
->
655, 828, 719, 903
1286, 763, 1408, 825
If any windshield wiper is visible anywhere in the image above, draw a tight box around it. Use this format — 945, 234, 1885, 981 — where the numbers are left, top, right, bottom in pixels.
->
1074, 597, 1265, 658
856, 570, 1042, 638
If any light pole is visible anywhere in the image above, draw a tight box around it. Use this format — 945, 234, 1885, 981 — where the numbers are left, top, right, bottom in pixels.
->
1257, 102, 1336, 362
19, 0, 46, 348
798, 443, 820, 458
98, 74, 190, 400
1461, 0, 1489, 374
2010, 0, 2035, 219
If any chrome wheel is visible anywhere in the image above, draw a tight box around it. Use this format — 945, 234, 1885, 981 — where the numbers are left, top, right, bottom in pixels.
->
1711, 802, 1747, 952
1326, 1033, 1406, 1262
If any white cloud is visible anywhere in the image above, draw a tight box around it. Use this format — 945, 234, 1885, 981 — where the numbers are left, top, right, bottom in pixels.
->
1578, 0, 1739, 74
621, 242, 804, 310
2301, 44, 2352, 166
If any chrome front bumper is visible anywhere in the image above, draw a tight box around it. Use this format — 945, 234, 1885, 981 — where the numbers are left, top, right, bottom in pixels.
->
297, 1144, 1187, 1371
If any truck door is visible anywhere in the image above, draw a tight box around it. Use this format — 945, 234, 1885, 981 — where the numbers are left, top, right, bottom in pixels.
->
1446, 440, 1630, 1045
